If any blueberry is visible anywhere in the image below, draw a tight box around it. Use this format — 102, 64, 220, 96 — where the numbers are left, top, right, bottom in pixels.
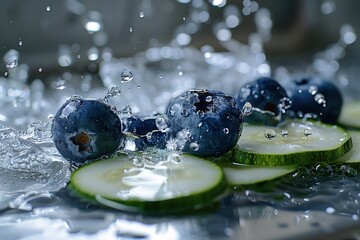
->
122, 115, 169, 150
284, 76, 343, 124
166, 89, 242, 157
52, 97, 124, 162
235, 77, 291, 126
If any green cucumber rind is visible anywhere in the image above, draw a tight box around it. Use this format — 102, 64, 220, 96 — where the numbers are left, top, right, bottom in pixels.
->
228, 122, 353, 166
69, 154, 228, 214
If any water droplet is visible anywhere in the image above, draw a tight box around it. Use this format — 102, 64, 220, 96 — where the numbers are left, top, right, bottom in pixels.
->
189, 142, 199, 151
308, 85, 318, 95
19, 38, 23, 46
304, 129, 312, 137
166, 151, 181, 163
146, 132, 152, 140
264, 129, 276, 139
118, 105, 132, 116
314, 93, 326, 105
242, 102, 253, 116
155, 115, 169, 132
104, 86, 121, 101
55, 79, 66, 90
38, 67, 43, 72
121, 68, 133, 83
223, 128, 229, 134
6, 56, 18, 68
4, 71, 8, 77
46, 6, 51, 11
139, 12, 144, 18
129, 27, 133, 32
326, 207, 335, 214
205, 95, 213, 102
281, 130, 288, 137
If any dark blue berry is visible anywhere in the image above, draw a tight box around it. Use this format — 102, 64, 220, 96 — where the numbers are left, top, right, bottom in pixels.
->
52, 97, 124, 162
235, 77, 291, 126
284, 76, 343, 124
166, 89, 243, 157
122, 115, 169, 150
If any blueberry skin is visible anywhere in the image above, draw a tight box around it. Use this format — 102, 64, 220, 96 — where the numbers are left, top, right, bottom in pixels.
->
122, 115, 169, 150
235, 77, 290, 126
166, 89, 243, 157
284, 77, 343, 124
52, 98, 124, 162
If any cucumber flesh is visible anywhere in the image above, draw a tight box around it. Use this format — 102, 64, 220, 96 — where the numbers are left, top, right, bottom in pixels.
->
221, 163, 296, 186
345, 130, 360, 167
227, 120, 352, 166
339, 102, 360, 129
70, 153, 227, 214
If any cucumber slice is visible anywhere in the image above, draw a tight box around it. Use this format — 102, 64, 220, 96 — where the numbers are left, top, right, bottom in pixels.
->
221, 163, 296, 186
70, 153, 227, 214
227, 120, 352, 166
345, 130, 360, 167
339, 101, 360, 129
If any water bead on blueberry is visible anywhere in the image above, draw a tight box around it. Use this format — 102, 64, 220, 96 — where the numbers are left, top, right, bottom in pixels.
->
52, 97, 124, 162
166, 89, 243, 157
283, 76, 343, 124
235, 77, 291, 126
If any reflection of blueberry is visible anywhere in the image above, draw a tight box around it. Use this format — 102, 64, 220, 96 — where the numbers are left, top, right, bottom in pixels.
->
235, 77, 290, 126
52, 98, 124, 162
122, 115, 169, 150
166, 89, 243, 157
284, 77, 343, 124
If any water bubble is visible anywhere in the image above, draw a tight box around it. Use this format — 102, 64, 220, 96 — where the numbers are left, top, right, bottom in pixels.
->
181, 108, 190, 117
118, 105, 132, 116
19, 38, 23, 46
6, 56, 18, 69
55, 78, 66, 90
139, 12, 145, 18
104, 86, 121, 101
146, 132, 152, 140
189, 142, 199, 151
278, 97, 292, 113
223, 128, 229, 134
210, 0, 227, 7
281, 130, 288, 137
166, 151, 181, 163
304, 129, 312, 137
314, 93, 326, 105
46, 6, 51, 11
205, 96, 213, 102
121, 68, 134, 83
129, 27, 133, 32
176, 33, 191, 46
133, 157, 144, 167
3, 49, 20, 69
155, 115, 169, 132
264, 129, 276, 140
242, 102, 253, 116
308, 85, 318, 95
38, 68, 43, 72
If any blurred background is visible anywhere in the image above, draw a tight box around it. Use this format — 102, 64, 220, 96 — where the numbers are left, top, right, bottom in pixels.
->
0, 0, 359, 76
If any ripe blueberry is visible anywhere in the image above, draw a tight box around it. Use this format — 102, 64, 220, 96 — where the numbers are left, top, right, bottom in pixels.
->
235, 77, 291, 126
166, 89, 243, 157
284, 76, 343, 124
52, 97, 124, 162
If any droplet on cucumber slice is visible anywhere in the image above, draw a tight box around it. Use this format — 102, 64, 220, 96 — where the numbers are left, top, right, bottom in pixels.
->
338, 101, 360, 130
70, 153, 227, 214
226, 120, 352, 166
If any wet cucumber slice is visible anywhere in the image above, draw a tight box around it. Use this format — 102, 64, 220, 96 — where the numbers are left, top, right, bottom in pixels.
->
221, 163, 296, 186
70, 153, 227, 214
339, 101, 360, 129
345, 130, 360, 167
227, 120, 352, 166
